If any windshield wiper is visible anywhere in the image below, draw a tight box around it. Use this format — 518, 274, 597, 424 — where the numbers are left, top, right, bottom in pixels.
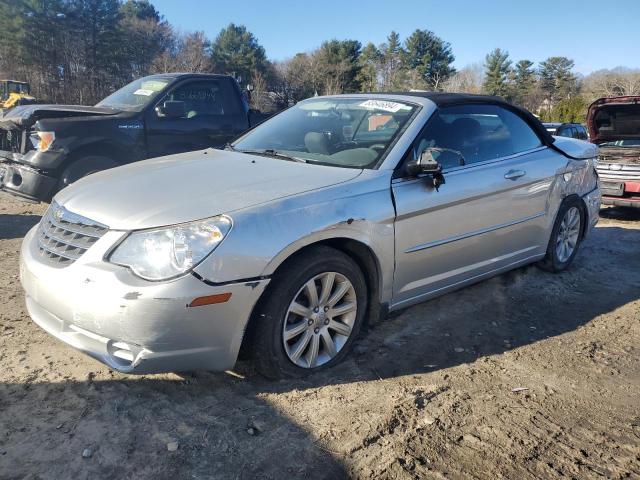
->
236, 148, 307, 163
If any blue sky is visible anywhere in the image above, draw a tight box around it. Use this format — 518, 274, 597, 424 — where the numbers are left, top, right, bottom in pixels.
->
150, 0, 639, 74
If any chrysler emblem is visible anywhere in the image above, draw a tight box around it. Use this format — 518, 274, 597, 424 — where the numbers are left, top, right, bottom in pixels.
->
609, 164, 623, 171
54, 207, 64, 222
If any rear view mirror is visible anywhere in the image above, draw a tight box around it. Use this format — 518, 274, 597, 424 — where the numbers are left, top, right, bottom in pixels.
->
156, 100, 186, 119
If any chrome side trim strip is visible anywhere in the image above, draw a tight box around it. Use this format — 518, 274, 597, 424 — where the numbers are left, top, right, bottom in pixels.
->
404, 211, 546, 253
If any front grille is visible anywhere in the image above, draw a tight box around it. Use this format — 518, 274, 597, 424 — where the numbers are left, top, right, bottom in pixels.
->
0, 129, 24, 153
596, 162, 640, 181
37, 202, 109, 266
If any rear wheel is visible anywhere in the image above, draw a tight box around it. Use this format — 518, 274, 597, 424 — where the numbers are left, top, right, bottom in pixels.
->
251, 246, 367, 378
538, 197, 585, 272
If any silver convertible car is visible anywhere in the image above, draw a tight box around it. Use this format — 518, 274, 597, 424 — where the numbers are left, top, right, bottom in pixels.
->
19, 93, 601, 378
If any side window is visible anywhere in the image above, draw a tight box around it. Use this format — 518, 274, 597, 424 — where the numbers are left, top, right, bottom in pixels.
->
164, 80, 243, 119
556, 126, 568, 137
409, 104, 543, 169
577, 126, 588, 140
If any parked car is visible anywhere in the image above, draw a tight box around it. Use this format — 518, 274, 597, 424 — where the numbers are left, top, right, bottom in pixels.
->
19, 93, 601, 378
587, 96, 640, 208
543, 122, 589, 140
0, 73, 268, 203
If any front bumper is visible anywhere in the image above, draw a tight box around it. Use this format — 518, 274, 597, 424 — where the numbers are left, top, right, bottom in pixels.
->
0, 158, 57, 202
582, 186, 601, 235
600, 180, 640, 208
602, 195, 640, 208
19, 226, 269, 374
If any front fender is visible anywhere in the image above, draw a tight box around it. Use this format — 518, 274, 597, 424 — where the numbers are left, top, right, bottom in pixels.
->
193, 170, 396, 302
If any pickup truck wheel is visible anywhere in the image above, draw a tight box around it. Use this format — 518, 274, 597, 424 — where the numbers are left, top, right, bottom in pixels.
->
538, 197, 585, 273
251, 246, 367, 379
57, 155, 116, 192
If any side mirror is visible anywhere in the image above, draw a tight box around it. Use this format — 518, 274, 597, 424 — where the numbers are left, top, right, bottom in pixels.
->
156, 100, 186, 119
248, 108, 269, 127
405, 147, 460, 190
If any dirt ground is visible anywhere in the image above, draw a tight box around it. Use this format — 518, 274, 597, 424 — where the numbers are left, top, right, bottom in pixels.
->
0, 194, 638, 480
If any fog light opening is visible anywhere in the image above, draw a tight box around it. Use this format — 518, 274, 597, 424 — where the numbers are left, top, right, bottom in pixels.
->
107, 340, 138, 367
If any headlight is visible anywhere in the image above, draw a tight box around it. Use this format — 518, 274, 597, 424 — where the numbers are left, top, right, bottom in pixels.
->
109, 216, 232, 281
29, 131, 55, 152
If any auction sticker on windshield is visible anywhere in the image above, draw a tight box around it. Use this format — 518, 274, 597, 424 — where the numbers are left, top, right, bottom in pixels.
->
358, 99, 412, 113
133, 89, 155, 96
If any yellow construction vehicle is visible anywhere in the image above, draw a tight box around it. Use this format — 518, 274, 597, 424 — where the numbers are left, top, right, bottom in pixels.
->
0, 80, 36, 110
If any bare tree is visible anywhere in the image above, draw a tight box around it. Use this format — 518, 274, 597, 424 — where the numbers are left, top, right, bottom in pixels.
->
442, 63, 484, 93
153, 31, 211, 73
582, 67, 640, 100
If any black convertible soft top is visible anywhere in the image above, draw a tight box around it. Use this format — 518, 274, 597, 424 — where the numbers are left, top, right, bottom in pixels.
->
387, 91, 555, 145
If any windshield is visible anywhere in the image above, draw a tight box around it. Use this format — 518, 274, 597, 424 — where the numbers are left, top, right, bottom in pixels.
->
96, 77, 171, 112
233, 98, 418, 169
7, 82, 29, 94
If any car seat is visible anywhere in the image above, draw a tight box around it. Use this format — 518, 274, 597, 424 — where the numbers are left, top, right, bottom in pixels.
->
304, 132, 332, 155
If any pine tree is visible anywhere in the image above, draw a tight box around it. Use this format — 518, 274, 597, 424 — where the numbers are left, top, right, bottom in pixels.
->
483, 48, 512, 98
381, 31, 404, 90
512, 59, 537, 108
539, 56, 578, 103
211, 23, 268, 86
403, 29, 455, 90
357, 42, 381, 92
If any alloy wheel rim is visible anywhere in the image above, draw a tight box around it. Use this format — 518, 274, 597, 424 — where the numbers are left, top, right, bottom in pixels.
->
282, 272, 357, 368
555, 206, 581, 263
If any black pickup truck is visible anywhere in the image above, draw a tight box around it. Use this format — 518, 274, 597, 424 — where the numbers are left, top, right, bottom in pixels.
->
0, 73, 267, 202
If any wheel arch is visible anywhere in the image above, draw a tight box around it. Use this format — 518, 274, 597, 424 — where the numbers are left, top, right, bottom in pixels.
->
63, 142, 124, 169
238, 237, 386, 360
560, 193, 589, 239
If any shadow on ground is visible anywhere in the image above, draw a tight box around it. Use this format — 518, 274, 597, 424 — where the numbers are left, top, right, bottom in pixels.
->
0, 214, 41, 240
599, 205, 640, 222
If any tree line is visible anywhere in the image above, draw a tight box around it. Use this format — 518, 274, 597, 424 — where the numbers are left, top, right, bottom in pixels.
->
1, 0, 639, 122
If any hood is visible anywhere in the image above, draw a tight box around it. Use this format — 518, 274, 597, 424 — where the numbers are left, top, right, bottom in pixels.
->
587, 96, 640, 143
54, 149, 363, 230
0, 104, 120, 130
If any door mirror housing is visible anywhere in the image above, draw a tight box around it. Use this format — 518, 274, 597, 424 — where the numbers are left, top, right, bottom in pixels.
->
156, 100, 186, 119
248, 108, 269, 127
405, 147, 458, 190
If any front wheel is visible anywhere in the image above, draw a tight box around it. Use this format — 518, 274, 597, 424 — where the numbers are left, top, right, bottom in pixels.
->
251, 246, 367, 379
538, 197, 585, 272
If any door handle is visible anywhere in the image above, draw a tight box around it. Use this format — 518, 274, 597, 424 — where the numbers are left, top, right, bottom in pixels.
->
504, 169, 526, 180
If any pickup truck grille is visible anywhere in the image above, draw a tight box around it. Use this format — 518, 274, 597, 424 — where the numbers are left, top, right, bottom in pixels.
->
596, 162, 640, 181
37, 202, 108, 266
0, 129, 24, 153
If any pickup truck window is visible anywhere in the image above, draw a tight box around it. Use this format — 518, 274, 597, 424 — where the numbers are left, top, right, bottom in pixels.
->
232, 98, 417, 169
164, 80, 243, 118
97, 77, 171, 112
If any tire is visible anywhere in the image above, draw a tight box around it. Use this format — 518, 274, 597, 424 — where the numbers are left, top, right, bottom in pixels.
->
251, 246, 368, 379
538, 197, 585, 273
